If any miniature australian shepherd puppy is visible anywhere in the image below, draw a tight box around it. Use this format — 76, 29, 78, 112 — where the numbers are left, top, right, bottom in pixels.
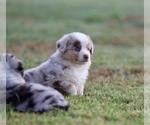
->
4, 53, 69, 112
24, 32, 94, 95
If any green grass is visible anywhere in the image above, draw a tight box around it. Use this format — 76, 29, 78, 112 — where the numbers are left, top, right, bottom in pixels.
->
7, 0, 143, 125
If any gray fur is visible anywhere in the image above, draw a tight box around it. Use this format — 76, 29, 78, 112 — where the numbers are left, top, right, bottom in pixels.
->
3, 53, 69, 112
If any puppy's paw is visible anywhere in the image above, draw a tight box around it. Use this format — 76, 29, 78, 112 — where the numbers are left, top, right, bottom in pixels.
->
77, 85, 84, 95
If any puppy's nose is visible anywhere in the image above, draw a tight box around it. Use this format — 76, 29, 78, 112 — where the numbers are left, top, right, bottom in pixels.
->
57, 104, 70, 111
83, 55, 89, 60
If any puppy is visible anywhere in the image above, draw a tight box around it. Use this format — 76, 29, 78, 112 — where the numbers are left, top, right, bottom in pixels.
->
3, 53, 69, 112
24, 32, 94, 95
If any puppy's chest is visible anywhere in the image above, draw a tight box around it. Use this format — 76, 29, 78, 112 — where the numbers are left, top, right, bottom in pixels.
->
62, 66, 88, 84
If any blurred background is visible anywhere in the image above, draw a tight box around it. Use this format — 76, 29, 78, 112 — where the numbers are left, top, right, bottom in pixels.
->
7, 0, 143, 70
6, 0, 144, 125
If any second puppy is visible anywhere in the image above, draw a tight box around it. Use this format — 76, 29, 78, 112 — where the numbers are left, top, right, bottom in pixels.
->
24, 32, 94, 95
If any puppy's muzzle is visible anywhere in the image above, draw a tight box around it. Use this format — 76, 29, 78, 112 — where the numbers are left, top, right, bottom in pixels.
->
54, 104, 70, 111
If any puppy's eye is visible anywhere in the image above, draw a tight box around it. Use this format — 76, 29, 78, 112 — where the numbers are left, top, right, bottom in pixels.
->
74, 47, 80, 52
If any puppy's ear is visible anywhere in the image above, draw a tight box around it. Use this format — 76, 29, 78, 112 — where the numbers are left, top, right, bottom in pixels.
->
88, 36, 94, 55
56, 35, 70, 53
90, 41, 94, 55
6, 53, 13, 62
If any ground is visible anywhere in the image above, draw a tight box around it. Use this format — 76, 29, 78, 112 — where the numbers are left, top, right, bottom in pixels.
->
6, 0, 143, 125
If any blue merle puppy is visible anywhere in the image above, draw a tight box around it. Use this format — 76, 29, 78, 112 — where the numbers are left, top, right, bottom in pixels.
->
3, 53, 69, 112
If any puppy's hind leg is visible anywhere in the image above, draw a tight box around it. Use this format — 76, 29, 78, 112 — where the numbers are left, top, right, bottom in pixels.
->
53, 81, 77, 96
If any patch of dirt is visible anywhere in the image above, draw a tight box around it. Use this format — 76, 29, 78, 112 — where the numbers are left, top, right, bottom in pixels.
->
88, 67, 144, 83
123, 15, 143, 23
7, 41, 56, 56
130, 28, 144, 42
123, 67, 144, 75
88, 68, 119, 81
98, 68, 119, 76
102, 37, 133, 46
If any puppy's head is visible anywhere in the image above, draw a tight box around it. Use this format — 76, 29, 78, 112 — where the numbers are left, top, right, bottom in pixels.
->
57, 32, 94, 64
6, 53, 24, 76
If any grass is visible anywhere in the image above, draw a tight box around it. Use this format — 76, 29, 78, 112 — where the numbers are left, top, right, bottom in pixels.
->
6, 0, 143, 125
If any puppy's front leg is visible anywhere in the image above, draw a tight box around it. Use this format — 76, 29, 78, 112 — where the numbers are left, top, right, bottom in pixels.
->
53, 81, 77, 95
77, 85, 84, 95
65, 83, 77, 96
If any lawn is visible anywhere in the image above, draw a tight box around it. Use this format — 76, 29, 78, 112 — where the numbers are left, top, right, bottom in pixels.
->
6, 0, 144, 125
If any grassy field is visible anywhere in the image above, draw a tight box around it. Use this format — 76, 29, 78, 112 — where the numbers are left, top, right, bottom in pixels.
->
6, 0, 143, 125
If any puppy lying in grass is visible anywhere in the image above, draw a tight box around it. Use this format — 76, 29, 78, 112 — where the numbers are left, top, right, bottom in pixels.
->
3, 53, 69, 112
24, 32, 94, 95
